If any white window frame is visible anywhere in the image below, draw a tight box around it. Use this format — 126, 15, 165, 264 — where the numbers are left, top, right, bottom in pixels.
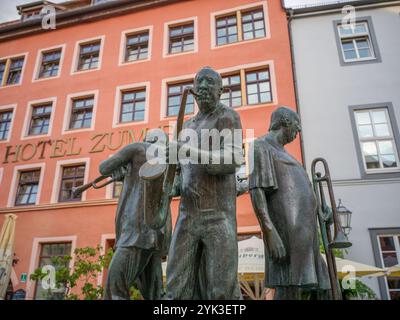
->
70, 36, 105, 75
62, 90, 99, 134
338, 22, 375, 63
0, 52, 28, 89
218, 60, 278, 110
119, 26, 153, 66
21, 97, 57, 140
51, 158, 90, 203
210, 1, 270, 50
354, 108, 400, 174
7, 162, 46, 207
163, 16, 198, 58
32, 44, 65, 82
113, 82, 150, 128
159, 60, 277, 120
97, 233, 115, 287
26, 235, 77, 300
0, 104, 17, 143
160, 73, 197, 120
377, 234, 400, 300
0, 167, 4, 191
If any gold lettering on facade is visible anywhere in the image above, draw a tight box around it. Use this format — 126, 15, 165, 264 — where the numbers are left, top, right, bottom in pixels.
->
107, 131, 125, 151
89, 133, 107, 153
37, 140, 52, 159
3, 145, 21, 163
50, 139, 67, 158
126, 130, 136, 144
66, 137, 82, 156
20, 143, 37, 161
1, 127, 154, 164
126, 128, 147, 144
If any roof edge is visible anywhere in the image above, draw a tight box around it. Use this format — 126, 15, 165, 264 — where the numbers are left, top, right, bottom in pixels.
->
284, 0, 400, 15
0, 0, 184, 42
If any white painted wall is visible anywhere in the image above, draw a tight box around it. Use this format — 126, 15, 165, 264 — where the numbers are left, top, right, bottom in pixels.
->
291, 4, 400, 299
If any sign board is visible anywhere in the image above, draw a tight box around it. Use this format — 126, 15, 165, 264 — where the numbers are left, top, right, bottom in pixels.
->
20, 273, 27, 283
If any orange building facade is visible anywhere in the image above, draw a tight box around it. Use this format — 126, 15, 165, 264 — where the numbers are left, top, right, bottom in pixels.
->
0, 0, 300, 299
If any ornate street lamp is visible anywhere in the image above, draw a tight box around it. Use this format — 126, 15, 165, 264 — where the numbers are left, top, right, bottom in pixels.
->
336, 199, 352, 237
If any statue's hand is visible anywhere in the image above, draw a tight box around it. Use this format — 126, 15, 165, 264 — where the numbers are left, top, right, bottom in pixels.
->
111, 167, 126, 181
264, 226, 286, 261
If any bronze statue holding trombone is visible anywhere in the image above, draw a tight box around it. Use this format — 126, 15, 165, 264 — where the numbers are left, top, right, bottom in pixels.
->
249, 106, 333, 300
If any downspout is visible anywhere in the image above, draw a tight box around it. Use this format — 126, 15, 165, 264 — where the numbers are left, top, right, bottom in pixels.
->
286, 7, 307, 169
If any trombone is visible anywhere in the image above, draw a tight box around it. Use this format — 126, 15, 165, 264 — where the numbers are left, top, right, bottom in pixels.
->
72, 175, 115, 198
311, 158, 352, 300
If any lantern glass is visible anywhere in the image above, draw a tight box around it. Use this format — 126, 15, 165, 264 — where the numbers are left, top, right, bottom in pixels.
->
336, 199, 352, 235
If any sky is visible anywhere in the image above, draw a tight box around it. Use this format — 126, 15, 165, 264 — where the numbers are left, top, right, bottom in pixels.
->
0, 0, 351, 23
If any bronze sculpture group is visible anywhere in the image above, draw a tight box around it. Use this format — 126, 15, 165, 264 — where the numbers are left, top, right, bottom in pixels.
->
75, 67, 349, 300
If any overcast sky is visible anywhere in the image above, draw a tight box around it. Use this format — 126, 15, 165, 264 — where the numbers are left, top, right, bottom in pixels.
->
0, 0, 350, 23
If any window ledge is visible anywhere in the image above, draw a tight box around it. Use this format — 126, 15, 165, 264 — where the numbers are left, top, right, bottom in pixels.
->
32, 75, 60, 83
161, 113, 194, 122
343, 57, 377, 64
21, 134, 51, 141
212, 36, 269, 50
0, 198, 118, 213
118, 57, 150, 67
365, 168, 400, 175
112, 120, 148, 129
232, 101, 276, 112
71, 67, 101, 76
0, 83, 22, 89
62, 127, 95, 135
163, 49, 197, 59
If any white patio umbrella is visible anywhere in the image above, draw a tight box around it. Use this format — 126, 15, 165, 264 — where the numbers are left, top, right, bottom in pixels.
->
386, 264, 400, 277
161, 236, 266, 278
237, 236, 270, 300
322, 256, 386, 278
0, 214, 17, 300
161, 237, 270, 299
237, 236, 264, 276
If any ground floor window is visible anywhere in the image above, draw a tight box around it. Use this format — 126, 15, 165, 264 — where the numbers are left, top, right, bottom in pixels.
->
34, 242, 72, 300
370, 228, 400, 300
378, 234, 400, 300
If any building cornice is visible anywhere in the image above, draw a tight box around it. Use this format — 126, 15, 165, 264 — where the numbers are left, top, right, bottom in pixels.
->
285, 0, 400, 18
0, 196, 181, 214
0, 0, 184, 43
0, 199, 118, 213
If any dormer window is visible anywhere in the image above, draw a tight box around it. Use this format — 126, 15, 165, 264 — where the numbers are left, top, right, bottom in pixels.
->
22, 10, 42, 21
17, 1, 66, 22
92, 0, 115, 5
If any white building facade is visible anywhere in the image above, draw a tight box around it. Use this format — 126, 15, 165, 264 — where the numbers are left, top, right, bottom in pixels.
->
287, 0, 400, 300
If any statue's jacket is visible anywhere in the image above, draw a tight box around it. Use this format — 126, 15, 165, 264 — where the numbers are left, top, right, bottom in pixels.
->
101, 142, 172, 255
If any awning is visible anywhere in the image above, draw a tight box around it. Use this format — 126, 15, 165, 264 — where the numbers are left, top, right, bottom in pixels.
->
0, 214, 17, 300
162, 237, 386, 280
237, 236, 264, 281
161, 236, 265, 278
386, 264, 400, 277
323, 256, 386, 278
